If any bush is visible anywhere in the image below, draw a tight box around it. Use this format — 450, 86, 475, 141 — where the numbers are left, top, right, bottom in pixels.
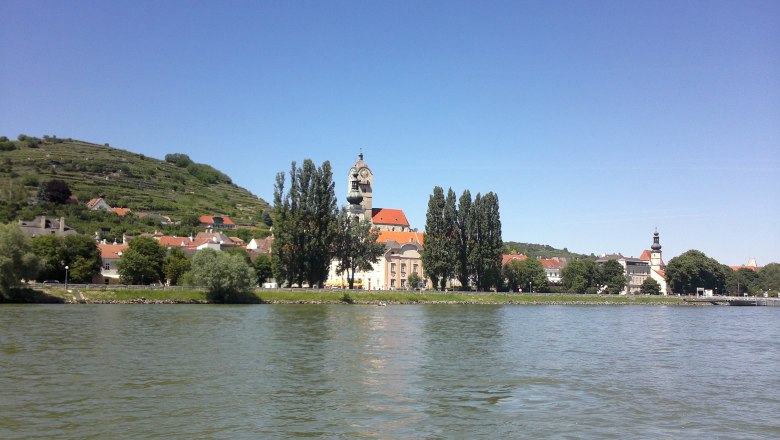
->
341, 292, 354, 304
0, 141, 15, 151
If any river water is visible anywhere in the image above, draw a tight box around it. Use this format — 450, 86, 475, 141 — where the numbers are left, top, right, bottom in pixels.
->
1, 304, 779, 439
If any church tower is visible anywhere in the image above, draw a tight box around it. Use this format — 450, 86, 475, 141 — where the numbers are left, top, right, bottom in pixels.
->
650, 228, 663, 269
348, 150, 373, 220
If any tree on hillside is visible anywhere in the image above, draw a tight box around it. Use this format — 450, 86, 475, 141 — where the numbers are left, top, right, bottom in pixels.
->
117, 237, 165, 285
191, 248, 256, 302
0, 223, 39, 298
164, 247, 190, 286
38, 179, 72, 204
333, 208, 385, 289
272, 159, 338, 287
421, 186, 449, 289
455, 189, 472, 289
665, 250, 727, 295
640, 277, 661, 295
599, 260, 626, 294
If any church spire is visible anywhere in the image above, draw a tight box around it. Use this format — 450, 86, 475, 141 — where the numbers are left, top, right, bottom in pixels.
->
651, 228, 662, 251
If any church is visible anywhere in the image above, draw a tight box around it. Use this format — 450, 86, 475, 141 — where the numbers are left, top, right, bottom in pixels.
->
326, 151, 425, 290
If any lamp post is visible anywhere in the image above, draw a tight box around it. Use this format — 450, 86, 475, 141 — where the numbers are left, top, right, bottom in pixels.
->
65, 265, 69, 290
529, 281, 533, 294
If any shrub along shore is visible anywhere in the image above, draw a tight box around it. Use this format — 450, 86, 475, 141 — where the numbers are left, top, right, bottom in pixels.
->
19, 287, 693, 305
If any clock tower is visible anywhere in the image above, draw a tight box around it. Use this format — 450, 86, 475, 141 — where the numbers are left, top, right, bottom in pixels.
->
347, 150, 373, 220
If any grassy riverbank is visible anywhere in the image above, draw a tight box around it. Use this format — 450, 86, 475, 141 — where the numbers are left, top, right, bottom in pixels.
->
24, 287, 689, 305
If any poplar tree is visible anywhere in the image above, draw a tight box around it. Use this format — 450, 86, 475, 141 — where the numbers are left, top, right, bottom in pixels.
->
272, 159, 338, 288
455, 189, 472, 289
468, 192, 503, 291
442, 188, 458, 289
421, 186, 447, 289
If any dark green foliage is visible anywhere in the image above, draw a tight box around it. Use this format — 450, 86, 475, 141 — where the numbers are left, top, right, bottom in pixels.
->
224, 246, 252, 265
0, 141, 15, 151
758, 263, 780, 294
190, 248, 256, 302
468, 192, 503, 291
62, 234, 102, 283
0, 223, 39, 297
599, 260, 626, 294
262, 210, 273, 227
21, 174, 39, 187
164, 247, 191, 286
333, 208, 385, 289
38, 179, 72, 203
165, 153, 193, 168
665, 250, 727, 295
31, 235, 68, 281
503, 241, 591, 260
640, 277, 662, 295
407, 271, 422, 290
272, 159, 338, 288
253, 253, 272, 284
562, 259, 598, 293
117, 237, 165, 285
421, 186, 449, 289
504, 258, 548, 293
455, 190, 472, 289
725, 267, 761, 295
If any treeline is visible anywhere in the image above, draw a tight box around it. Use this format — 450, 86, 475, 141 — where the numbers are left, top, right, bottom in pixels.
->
164, 153, 232, 185
665, 249, 779, 296
422, 187, 503, 291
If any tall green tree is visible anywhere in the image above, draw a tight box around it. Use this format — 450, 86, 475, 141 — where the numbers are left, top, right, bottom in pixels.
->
503, 259, 523, 292
271, 159, 338, 287
191, 248, 256, 302
0, 223, 39, 298
164, 247, 191, 286
599, 260, 626, 294
725, 267, 761, 295
468, 192, 503, 291
665, 249, 727, 295
442, 188, 458, 287
333, 208, 385, 289
117, 237, 165, 284
455, 189, 472, 289
421, 186, 448, 289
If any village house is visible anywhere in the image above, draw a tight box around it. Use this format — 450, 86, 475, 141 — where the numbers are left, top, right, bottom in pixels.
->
18, 216, 77, 237
95, 243, 128, 284
199, 215, 235, 230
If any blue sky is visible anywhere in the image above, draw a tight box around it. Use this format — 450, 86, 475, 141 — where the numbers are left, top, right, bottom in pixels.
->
1, 0, 778, 265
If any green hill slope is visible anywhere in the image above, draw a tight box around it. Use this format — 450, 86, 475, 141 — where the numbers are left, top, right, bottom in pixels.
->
0, 135, 270, 238
503, 241, 594, 260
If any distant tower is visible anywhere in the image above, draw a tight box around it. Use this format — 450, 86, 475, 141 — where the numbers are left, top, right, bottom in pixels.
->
650, 228, 663, 269
348, 149, 373, 220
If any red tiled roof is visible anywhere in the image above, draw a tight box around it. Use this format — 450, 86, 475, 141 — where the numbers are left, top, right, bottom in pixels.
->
376, 231, 424, 245
157, 236, 195, 247
539, 258, 562, 269
502, 254, 527, 266
199, 215, 235, 225
371, 208, 409, 227
654, 269, 666, 279
730, 266, 759, 272
639, 250, 652, 261
86, 198, 102, 209
98, 243, 128, 260
112, 208, 131, 216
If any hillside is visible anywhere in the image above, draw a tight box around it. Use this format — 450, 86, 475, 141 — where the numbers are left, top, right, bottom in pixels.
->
502, 241, 594, 261
0, 135, 270, 238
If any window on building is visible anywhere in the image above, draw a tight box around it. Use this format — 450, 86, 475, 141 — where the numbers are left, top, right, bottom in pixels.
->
413, 264, 418, 273
104, 263, 110, 270
401, 279, 406, 288
390, 279, 396, 288
401, 263, 406, 275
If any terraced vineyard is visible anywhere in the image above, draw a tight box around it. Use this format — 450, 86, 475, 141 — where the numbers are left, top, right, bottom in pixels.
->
0, 136, 270, 227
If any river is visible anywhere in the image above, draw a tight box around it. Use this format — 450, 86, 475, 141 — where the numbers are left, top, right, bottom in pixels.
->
1, 304, 779, 439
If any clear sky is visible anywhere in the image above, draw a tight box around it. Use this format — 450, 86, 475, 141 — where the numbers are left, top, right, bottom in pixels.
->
2, 0, 778, 265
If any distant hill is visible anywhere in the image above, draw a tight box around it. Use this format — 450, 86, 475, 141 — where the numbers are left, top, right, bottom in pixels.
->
0, 135, 271, 239
502, 241, 594, 260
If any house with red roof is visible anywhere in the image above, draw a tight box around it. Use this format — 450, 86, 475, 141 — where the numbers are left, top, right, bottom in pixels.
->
96, 243, 129, 284
199, 215, 235, 229
371, 208, 410, 232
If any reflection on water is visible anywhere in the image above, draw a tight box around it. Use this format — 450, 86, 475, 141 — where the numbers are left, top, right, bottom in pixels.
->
1, 305, 780, 439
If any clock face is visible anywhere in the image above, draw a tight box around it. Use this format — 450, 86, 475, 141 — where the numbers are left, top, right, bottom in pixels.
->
360, 169, 369, 178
